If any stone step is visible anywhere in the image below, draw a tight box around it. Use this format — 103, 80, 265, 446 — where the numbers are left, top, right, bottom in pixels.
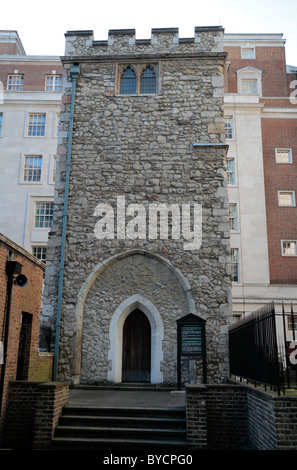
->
51, 436, 189, 451
55, 424, 187, 440
51, 405, 188, 450
58, 413, 186, 429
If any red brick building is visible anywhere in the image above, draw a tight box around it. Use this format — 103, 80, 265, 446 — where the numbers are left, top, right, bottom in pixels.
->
224, 34, 297, 324
0, 233, 47, 435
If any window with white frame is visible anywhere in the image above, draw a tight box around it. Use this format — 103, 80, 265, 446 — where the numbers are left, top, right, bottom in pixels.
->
229, 204, 238, 231
225, 116, 234, 139
282, 240, 297, 256
7, 74, 24, 90
233, 314, 242, 323
23, 155, 42, 182
45, 75, 62, 91
288, 314, 297, 331
0, 113, 3, 136
34, 202, 54, 228
32, 246, 47, 263
236, 67, 262, 96
27, 113, 46, 137
226, 158, 236, 185
275, 149, 292, 163
241, 47, 255, 59
231, 248, 239, 282
278, 191, 295, 206
241, 79, 258, 94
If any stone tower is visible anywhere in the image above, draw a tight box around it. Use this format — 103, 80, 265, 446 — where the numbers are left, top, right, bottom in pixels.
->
42, 27, 232, 386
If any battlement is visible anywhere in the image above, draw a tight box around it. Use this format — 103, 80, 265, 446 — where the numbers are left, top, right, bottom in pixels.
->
64, 26, 224, 58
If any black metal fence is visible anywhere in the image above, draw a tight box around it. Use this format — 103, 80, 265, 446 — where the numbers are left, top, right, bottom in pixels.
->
229, 302, 297, 395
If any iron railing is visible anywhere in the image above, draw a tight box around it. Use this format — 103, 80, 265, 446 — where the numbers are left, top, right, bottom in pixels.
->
229, 302, 297, 395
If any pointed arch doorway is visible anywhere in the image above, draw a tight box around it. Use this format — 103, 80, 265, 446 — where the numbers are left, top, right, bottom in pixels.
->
122, 309, 151, 383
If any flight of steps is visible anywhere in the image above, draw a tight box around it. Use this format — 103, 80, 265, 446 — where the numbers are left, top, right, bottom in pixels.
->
51, 405, 188, 451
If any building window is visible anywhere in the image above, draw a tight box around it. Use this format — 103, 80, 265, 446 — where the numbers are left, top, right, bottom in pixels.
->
120, 66, 136, 94
45, 75, 62, 91
32, 246, 47, 263
236, 67, 262, 96
282, 240, 297, 256
27, 113, 46, 137
140, 66, 157, 94
278, 191, 295, 206
233, 314, 242, 323
288, 315, 297, 331
241, 79, 258, 94
231, 248, 239, 282
229, 204, 238, 231
119, 64, 158, 95
0, 113, 3, 136
241, 47, 255, 59
7, 74, 24, 90
275, 149, 292, 163
226, 158, 236, 185
23, 155, 42, 182
225, 116, 234, 139
34, 202, 54, 228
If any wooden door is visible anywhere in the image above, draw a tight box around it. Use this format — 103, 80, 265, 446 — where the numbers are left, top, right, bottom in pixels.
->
122, 309, 151, 383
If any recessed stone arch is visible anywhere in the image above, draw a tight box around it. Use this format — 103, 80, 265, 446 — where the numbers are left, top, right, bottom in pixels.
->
71, 249, 196, 384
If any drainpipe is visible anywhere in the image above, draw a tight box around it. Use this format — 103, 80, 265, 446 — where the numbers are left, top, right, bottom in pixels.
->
53, 64, 80, 381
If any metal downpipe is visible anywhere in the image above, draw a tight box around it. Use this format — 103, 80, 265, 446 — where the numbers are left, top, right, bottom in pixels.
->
53, 64, 80, 381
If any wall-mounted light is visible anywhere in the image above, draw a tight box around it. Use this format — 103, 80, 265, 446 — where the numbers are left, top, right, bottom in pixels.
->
13, 274, 27, 287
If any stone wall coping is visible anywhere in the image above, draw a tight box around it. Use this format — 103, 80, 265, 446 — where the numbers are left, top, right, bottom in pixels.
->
228, 378, 297, 401
65, 30, 93, 37
61, 52, 227, 64
64, 26, 224, 39
185, 383, 207, 392
36, 381, 69, 390
9, 380, 69, 390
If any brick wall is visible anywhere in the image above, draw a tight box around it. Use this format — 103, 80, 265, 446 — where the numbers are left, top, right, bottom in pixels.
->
186, 385, 207, 449
247, 387, 297, 450
186, 384, 249, 450
261, 118, 297, 283
0, 234, 45, 432
3, 381, 69, 449
0, 63, 64, 91
247, 388, 278, 449
225, 45, 291, 99
186, 383, 297, 450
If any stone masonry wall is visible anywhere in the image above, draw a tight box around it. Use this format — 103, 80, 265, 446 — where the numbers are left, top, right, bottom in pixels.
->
42, 27, 232, 385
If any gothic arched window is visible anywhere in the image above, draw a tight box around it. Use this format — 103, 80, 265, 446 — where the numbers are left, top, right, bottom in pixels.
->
140, 66, 156, 94
120, 66, 136, 95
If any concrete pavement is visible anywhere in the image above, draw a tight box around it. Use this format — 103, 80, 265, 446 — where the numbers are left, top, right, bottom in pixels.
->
68, 387, 186, 408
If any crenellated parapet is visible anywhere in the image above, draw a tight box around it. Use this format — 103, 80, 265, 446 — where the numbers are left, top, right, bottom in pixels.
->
64, 26, 225, 58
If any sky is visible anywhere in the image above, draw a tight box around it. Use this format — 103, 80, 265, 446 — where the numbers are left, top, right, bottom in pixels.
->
2, 0, 297, 65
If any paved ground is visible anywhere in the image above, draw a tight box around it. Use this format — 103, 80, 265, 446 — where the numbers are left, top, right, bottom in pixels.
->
68, 388, 186, 408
